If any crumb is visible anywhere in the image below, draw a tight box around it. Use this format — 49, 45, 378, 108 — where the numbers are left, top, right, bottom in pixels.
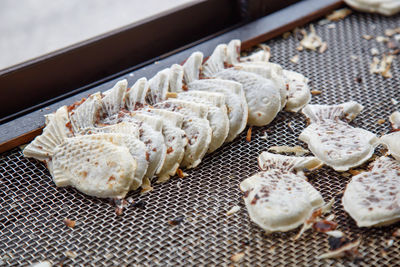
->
268, 145, 309, 156
230, 252, 245, 262
317, 237, 362, 259
387, 41, 398, 50
376, 36, 389, 43
168, 216, 184, 226
246, 127, 252, 142
319, 42, 328, 53
355, 76, 362, 83
377, 119, 386, 124
63, 218, 76, 228
326, 8, 352, 21
65, 251, 77, 259
392, 228, 400, 237
362, 35, 373, 40
370, 48, 379, 56
311, 90, 322, 95
313, 220, 338, 233
282, 32, 291, 39
318, 19, 331, 25
385, 28, 400, 37
177, 168, 188, 178
326, 230, 345, 238
226, 206, 240, 216
115, 206, 123, 216
370, 55, 394, 78
260, 131, 268, 140
300, 25, 324, 51
290, 54, 300, 64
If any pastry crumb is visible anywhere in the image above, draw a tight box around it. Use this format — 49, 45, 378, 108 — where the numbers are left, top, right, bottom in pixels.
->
230, 252, 245, 262
290, 54, 300, 64
63, 218, 76, 228
319, 42, 328, 53
326, 8, 352, 21
246, 127, 252, 142
311, 90, 322, 95
226, 206, 240, 216
268, 145, 309, 156
362, 35, 373, 40
376, 36, 389, 43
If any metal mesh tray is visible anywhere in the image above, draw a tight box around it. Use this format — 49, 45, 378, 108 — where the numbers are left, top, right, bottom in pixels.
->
1, 11, 400, 266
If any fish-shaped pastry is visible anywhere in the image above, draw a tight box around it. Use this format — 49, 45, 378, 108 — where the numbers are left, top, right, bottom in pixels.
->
299, 101, 379, 171
342, 156, 400, 227
240, 152, 324, 234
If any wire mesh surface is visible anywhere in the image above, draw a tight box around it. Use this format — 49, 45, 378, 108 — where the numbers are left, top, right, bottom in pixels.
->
1, 11, 400, 266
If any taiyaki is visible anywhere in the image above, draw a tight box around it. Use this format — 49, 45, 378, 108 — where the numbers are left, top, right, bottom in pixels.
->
342, 156, 400, 227
240, 152, 324, 233
299, 101, 378, 171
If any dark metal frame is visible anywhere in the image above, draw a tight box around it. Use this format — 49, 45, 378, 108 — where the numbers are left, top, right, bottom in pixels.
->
0, 0, 343, 153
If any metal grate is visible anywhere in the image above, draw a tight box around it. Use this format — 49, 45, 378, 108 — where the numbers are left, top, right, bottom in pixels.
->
1, 11, 400, 266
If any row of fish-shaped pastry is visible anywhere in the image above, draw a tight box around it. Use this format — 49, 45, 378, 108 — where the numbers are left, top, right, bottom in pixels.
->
241, 108, 400, 233
23, 39, 312, 199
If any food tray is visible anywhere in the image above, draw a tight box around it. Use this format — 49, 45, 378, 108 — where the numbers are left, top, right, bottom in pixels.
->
1, 10, 400, 266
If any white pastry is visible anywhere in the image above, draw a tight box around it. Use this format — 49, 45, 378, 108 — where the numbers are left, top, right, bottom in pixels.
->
102, 112, 167, 181
85, 123, 148, 190
154, 99, 212, 168
226, 39, 241, 65
148, 68, 170, 104
215, 69, 281, 126
283, 70, 311, 112
24, 106, 73, 161
69, 92, 103, 134
137, 108, 187, 183
202, 44, 227, 78
48, 134, 137, 198
345, 0, 400, 16
201, 41, 286, 110
240, 152, 324, 234
380, 111, 400, 161
380, 132, 400, 161
101, 80, 127, 117
168, 64, 184, 93
299, 102, 378, 171
224, 39, 310, 113
182, 52, 203, 84
389, 111, 400, 130
188, 79, 248, 142
342, 156, 400, 227
177, 91, 229, 152
125, 77, 149, 110
240, 49, 271, 63
233, 62, 287, 109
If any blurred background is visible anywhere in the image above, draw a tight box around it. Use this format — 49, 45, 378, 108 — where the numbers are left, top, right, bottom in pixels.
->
0, 0, 194, 70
